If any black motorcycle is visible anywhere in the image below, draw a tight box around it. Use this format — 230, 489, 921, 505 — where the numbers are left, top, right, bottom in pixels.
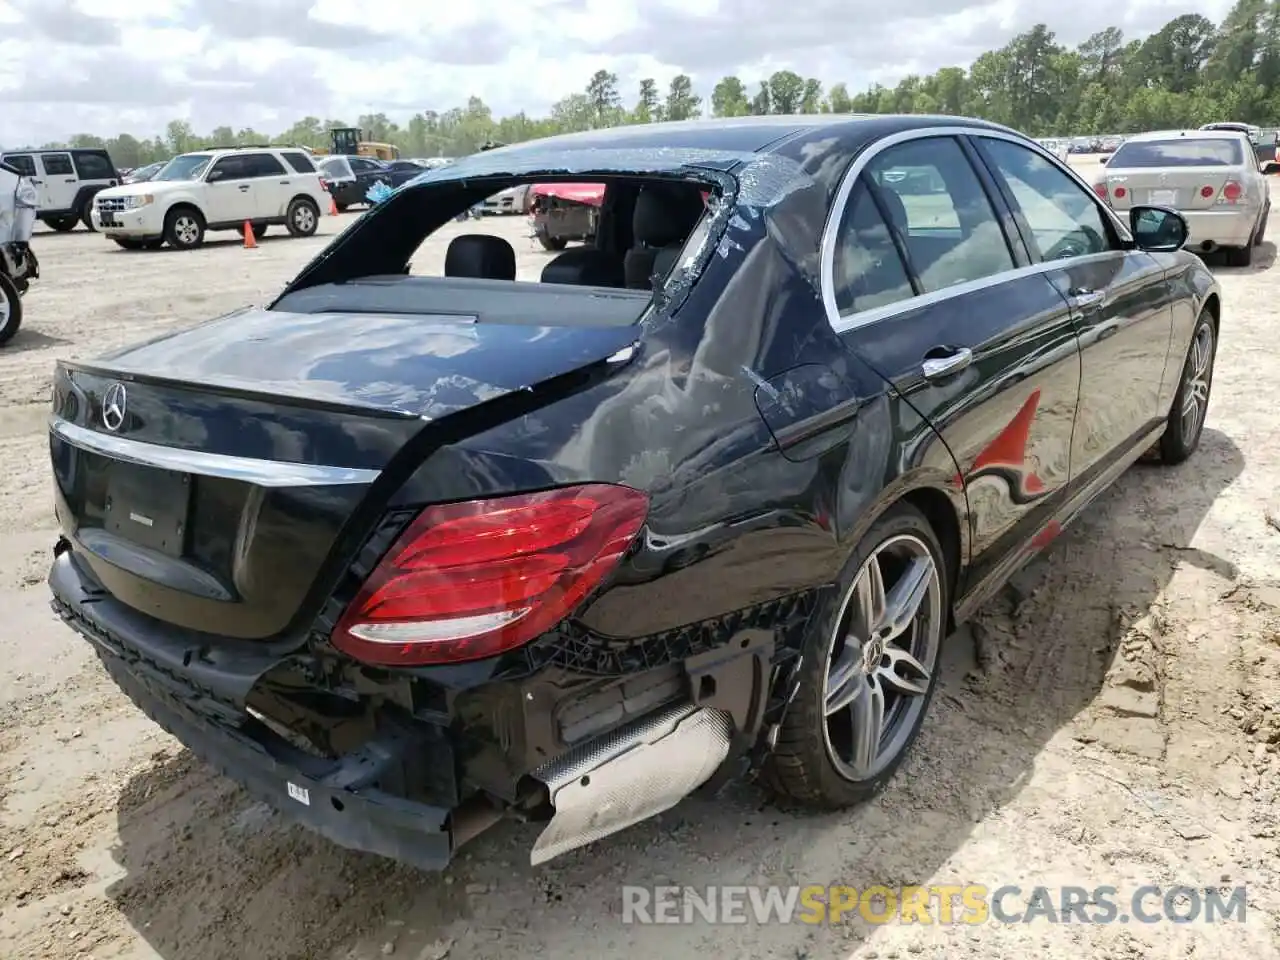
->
0, 159, 39, 345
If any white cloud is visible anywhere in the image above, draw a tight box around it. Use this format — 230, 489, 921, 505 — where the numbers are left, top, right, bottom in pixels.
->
0, 0, 1237, 146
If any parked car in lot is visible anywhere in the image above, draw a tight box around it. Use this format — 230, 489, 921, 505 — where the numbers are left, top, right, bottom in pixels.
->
92, 146, 328, 249
47, 114, 1220, 872
1199, 121, 1278, 166
317, 155, 418, 211
0, 147, 120, 232
122, 160, 167, 185
1093, 128, 1269, 265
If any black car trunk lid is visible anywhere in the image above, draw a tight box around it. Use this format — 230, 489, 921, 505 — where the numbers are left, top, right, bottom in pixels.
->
50, 305, 642, 642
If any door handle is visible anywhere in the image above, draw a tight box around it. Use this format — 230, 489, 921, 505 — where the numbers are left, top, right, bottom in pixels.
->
922, 346, 973, 380
64, 178, 76, 183
238, 185, 250, 191
1068, 288, 1105, 309
279, 181, 290, 185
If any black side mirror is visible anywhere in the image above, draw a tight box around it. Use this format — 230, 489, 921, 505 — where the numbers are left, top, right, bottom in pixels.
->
207, 169, 224, 182
1129, 205, 1188, 252
1098, 156, 1108, 166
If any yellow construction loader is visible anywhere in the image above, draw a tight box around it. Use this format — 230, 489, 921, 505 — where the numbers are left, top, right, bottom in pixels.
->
310, 127, 400, 161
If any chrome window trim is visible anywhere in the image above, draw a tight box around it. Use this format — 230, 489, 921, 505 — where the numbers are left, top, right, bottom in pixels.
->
819, 125, 1135, 336
50, 416, 380, 487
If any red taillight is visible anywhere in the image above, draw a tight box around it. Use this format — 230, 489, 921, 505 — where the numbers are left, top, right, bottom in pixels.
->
1093, 182, 1108, 199
1113, 186, 1127, 198
1222, 180, 1243, 201
1200, 185, 1215, 198
332, 484, 649, 666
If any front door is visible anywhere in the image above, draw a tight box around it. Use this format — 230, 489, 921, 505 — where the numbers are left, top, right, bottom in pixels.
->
971, 137, 1174, 483
38, 153, 78, 212
830, 134, 1081, 605
204, 155, 257, 223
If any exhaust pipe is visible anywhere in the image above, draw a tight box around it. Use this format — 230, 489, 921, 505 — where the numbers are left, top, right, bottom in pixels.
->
528, 703, 733, 865
1200, 240, 1217, 253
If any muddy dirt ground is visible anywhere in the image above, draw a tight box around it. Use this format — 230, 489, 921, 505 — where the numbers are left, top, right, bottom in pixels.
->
1, 174, 1279, 960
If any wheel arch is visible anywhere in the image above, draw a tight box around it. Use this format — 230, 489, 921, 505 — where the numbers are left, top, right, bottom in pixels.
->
842, 473, 969, 633
900, 486, 964, 628
1202, 291, 1220, 335
165, 200, 206, 224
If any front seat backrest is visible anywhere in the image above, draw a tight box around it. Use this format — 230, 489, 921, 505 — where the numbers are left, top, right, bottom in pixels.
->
624, 184, 706, 289
540, 247, 625, 287
445, 234, 517, 280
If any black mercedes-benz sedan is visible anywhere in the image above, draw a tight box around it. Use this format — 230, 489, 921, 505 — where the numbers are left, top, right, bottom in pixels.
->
47, 114, 1220, 871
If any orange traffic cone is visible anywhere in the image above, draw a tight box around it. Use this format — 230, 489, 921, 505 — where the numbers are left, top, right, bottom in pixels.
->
242, 221, 256, 248
328, 195, 339, 216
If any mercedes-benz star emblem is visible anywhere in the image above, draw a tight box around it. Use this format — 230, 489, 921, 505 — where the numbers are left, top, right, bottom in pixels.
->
101, 382, 127, 432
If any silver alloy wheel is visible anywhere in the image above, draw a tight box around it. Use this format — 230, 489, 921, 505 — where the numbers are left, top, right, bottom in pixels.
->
174, 215, 200, 246
0, 289, 10, 325
1180, 323, 1213, 445
822, 533, 943, 782
293, 204, 316, 233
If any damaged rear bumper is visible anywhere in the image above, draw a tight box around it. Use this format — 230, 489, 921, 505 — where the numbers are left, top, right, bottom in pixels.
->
48, 550, 460, 871
48, 547, 796, 869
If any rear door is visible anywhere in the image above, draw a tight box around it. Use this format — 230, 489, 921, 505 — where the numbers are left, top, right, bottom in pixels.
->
971, 135, 1174, 484
242, 152, 289, 217
38, 152, 78, 211
830, 134, 1081, 600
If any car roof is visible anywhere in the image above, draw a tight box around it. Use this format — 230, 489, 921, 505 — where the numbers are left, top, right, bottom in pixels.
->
1122, 129, 1247, 142
481, 114, 1015, 162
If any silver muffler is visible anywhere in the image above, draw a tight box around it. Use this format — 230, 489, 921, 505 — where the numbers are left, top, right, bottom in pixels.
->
528, 704, 733, 865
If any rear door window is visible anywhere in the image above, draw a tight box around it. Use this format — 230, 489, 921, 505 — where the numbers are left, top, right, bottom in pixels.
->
831, 180, 916, 315
865, 136, 1016, 294
73, 151, 115, 180
243, 153, 287, 177
978, 138, 1113, 260
40, 153, 74, 176
1109, 138, 1243, 167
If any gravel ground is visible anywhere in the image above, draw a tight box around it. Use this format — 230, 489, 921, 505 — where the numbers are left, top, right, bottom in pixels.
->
1, 174, 1278, 960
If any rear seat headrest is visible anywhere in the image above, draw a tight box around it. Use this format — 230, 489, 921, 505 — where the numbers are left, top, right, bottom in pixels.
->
445, 234, 516, 281
540, 247, 625, 287
633, 184, 706, 247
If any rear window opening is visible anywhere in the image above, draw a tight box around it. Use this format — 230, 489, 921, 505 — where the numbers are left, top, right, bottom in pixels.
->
1109, 138, 1244, 168
272, 174, 723, 326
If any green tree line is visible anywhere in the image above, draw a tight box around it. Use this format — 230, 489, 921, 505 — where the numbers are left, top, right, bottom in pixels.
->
22, 0, 1280, 168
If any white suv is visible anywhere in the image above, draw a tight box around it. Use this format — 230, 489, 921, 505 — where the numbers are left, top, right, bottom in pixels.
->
91, 146, 329, 250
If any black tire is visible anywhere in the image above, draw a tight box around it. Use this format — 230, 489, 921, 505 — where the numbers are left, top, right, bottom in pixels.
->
1158, 310, 1216, 465
1254, 205, 1269, 247
1225, 244, 1253, 267
537, 233, 567, 252
765, 502, 949, 809
46, 217, 77, 233
252, 223, 268, 240
0, 273, 23, 346
81, 197, 97, 231
285, 197, 319, 237
112, 238, 146, 250
163, 207, 205, 250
